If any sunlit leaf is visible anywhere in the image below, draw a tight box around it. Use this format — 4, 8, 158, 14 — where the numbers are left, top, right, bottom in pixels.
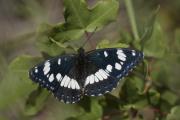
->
54, 29, 84, 41
86, 0, 119, 32
97, 39, 129, 49
64, 0, 90, 29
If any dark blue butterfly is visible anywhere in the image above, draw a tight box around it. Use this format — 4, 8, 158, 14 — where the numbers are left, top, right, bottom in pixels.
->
29, 48, 143, 103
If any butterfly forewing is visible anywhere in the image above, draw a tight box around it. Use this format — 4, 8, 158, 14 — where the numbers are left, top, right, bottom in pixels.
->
29, 55, 82, 103
84, 48, 143, 96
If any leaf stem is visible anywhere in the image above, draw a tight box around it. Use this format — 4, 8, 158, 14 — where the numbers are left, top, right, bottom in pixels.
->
124, 0, 140, 41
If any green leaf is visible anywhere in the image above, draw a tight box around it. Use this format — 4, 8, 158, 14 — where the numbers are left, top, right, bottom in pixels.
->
9, 55, 42, 79
120, 76, 144, 104
148, 89, 160, 106
140, 6, 159, 49
36, 23, 65, 56
110, 78, 126, 98
0, 55, 42, 109
167, 106, 180, 120
161, 91, 178, 105
143, 22, 167, 58
54, 29, 84, 41
64, 0, 90, 29
77, 99, 102, 120
119, 30, 133, 44
64, 0, 119, 31
36, 23, 83, 56
151, 54, 180, 92
36, 35, 66, 56
97, 39, 129, 49
86, 0, 119, 32
133, 77, 144, 94
24, 88, 49, 116
133, 99, 148, 110
36, 0, 119, 56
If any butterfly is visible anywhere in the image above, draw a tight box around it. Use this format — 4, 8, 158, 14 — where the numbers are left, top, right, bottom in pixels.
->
29, 47, 143, 103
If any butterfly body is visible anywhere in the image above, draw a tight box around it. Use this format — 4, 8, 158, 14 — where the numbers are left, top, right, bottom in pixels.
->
29, 48, 143, 103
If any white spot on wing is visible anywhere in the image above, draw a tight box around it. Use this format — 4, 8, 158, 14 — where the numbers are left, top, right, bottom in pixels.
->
104, 51, 108, 57
89, 75, 95, 84
35, 68, 38, 73
47, 74, 49, 78
117, 49, 126, 61
95, 72, 103, 81
94, 76, 99, 82
44, 67, 50, 75
61, 75, 68, 86
116, 49, 123, 55
66, 79, 80, 89
85, 69, 109, 86
118, 55, 126, 61
85, 76, 91, 86
106, 64, 112, 72
43, 61, 50, 75
74, 80, 80, 89
64, 77, 70, 87
132, 50, 136, 56
104, 70, 110, 76
68, 80, 72, 88
45, 61, 50, 66
117, 51, 126, 58
99, 69, 108, 79
49, 74, 54, 82
58, 58, 61, 65
70, 79, 76, 89
56, 73, 62, 82
115, 63, 122, 70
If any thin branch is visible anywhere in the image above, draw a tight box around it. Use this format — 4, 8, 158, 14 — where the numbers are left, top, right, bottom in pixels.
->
124, 0, 140, 41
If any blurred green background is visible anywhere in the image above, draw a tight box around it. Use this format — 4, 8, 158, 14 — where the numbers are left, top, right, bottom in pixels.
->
0, 0, 180, 120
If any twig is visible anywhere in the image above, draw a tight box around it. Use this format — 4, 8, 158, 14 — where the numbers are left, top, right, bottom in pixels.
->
124, 0, 140, 41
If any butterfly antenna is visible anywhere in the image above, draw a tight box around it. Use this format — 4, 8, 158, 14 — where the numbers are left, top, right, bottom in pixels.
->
82, 27, 98, 48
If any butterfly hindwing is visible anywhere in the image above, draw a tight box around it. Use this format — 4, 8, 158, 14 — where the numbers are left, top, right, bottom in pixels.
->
84, 48, 143, 96
29, 55, 82, 103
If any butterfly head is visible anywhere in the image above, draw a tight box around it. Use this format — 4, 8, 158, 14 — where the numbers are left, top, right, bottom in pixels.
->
77, 47, 85, 56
